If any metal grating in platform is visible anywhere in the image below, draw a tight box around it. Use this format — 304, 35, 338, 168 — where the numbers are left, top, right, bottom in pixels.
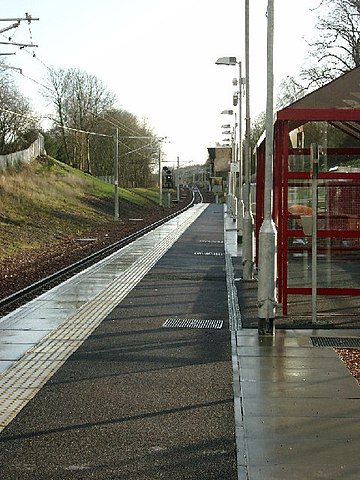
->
310, 336, 360, 348
199, 240, 224, 244
163, 318, 223, 329
194, 251, 224, 256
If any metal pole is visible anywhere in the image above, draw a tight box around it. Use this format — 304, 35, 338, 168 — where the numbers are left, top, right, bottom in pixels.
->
310, 143, 319, 324
232, 115, 237, 219
177, 156, 180, 202
242, 0, 254, 279
158, 148, 162, 206
114, 127, 119, 221
257, 0, 277, 335
238, 61, 244, 241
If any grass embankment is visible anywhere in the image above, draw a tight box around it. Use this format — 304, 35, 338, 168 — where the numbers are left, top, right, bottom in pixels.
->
0, 156, 163, 260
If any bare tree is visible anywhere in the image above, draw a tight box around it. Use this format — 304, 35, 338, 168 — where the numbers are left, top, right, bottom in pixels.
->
44, 67, 157, 185
105, 110, 156, 188
44, 67, 115, 171
0, 64, 38, 154
276, 76, 306, 110
43, 67, 72, 164
250, 111, 266, 152
301, 0, 360, 87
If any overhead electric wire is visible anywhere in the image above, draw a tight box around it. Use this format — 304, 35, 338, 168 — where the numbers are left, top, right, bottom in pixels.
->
0, 107, 112, 138
1, 32, 164, 162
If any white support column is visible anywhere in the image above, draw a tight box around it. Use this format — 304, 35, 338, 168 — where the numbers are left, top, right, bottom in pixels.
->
242, 0, 254, 280
257, 0, 277, 335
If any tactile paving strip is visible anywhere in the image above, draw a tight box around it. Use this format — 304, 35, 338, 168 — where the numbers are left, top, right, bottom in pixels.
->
0, 204, 208, 432
310, 336, 360, 348
163, 318, 223, 329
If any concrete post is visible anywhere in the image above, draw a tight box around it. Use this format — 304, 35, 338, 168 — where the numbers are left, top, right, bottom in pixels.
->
159, 149, 163, 206
177, 156, 180, 202
257, 0, 277, 335
237, 61, 244, 241
242, 0, 254, 280
114, 127, 119, 221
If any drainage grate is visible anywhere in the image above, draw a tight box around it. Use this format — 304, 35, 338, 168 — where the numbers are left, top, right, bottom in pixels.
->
310, 336, 360, 348
199, 240, 224, 244
194, 252, 224, 256
163, 318, 223, 329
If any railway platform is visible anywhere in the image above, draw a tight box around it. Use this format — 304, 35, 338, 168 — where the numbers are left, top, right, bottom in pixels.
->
0, 203, 359, 479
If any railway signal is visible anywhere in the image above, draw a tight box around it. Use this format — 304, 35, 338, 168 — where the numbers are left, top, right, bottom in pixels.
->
162, 166, 173, 188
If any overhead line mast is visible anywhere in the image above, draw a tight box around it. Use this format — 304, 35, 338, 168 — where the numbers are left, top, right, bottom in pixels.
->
0, 13, 39, 56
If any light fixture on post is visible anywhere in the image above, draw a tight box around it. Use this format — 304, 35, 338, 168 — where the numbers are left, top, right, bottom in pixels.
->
257, 0, 277, 335
243, 0, 254, 280
221, 109, 237, 219
216, 56, 246, 245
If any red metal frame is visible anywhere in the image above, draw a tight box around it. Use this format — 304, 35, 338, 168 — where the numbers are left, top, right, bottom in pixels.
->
277, 108, 360, 121
255, 108, 360, 316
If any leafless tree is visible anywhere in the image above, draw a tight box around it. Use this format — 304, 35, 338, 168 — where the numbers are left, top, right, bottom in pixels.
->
44, 67, 157, 185
102, 109, 157, 188
0, 64, 38, 154
43, 67, 72, 164
44, 67, 115, 171
301, 0, 360, 88
276, 76, 307, 110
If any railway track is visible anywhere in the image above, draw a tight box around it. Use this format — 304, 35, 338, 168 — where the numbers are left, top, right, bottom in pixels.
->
0, 188, 204, 316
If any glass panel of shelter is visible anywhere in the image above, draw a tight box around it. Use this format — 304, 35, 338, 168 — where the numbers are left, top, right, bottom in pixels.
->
285, 121, 360, 316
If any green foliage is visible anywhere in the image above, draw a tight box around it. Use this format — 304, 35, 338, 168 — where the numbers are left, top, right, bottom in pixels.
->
0, 156, 161, 259
0, 65, 40, 154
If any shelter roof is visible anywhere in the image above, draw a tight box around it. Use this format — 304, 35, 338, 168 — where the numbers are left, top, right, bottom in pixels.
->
276, 66, 360, 139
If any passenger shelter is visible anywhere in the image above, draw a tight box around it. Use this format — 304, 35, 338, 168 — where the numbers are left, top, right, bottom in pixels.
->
255, 66, 360, 316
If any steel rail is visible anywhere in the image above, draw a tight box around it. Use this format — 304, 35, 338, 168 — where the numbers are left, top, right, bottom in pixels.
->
0, 190, 199, 311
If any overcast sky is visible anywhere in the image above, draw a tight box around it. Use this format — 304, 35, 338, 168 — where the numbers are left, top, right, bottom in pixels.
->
2, 0, 318, 168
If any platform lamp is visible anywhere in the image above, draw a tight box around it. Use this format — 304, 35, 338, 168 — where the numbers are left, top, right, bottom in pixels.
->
216, 56, 246, 245
221, 109, 235, 162
257, 0, 277, 335
221, 109, 237, 213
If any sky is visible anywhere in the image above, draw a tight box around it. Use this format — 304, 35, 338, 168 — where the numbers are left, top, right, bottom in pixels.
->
1, 0, 318, 168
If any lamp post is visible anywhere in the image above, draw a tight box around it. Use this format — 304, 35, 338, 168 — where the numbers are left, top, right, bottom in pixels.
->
176, 156, 180, 202
216, 56, 245, 242
216, 54, 253, 272
221, 109, 237, 218
113, 127, 119, 221
257, 0, 277, 335
158, 147, 163, 206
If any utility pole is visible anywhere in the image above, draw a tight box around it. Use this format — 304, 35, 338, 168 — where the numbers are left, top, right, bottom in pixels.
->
0, 14, 39, 57
257, 0, 277, 335
237, 61, 244, 242
176, 156, 180, 202
242, 0, 254, 280
158, 148, 163, 206
114, 128, 119, 221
